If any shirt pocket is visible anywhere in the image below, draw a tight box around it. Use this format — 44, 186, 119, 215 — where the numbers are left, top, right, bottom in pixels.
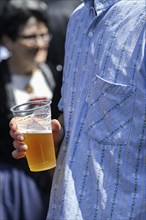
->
85, 75, 135, 145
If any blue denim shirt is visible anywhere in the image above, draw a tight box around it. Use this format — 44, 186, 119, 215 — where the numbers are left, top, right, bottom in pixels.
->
47, 0, 146, 219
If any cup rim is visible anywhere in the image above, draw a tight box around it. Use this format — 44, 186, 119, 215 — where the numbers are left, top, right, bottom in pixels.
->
10, 99, 52, 114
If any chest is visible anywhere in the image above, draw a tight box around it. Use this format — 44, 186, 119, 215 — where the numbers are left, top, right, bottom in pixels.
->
64, 2, 145, 101
62, 3, 145, 130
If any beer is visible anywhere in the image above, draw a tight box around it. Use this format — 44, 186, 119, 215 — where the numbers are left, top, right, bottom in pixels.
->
23, 131, 56, 171
11, 100, 55, 172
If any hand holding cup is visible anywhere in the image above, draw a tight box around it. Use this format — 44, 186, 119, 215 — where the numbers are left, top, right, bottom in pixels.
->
10, 100, 60, 172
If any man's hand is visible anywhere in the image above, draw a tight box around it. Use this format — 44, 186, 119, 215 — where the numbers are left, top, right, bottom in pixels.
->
9, 117, 64, 159
51, 119, 64, 156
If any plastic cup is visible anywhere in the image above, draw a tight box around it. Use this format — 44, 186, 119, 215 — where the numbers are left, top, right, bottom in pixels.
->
11, 100, 56, 172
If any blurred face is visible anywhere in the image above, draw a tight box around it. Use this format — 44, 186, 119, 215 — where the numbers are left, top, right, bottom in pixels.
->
7, 17, 51, 67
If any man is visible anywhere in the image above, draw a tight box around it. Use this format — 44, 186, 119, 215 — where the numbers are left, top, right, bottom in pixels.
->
9, 0, 146, 219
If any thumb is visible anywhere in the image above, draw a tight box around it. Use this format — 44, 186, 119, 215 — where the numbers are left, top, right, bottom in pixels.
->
51, 119, 64, 156
51, 119, 62, 133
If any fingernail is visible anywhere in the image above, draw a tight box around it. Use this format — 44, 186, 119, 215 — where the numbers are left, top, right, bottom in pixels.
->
20, 144, 28, 151
9, 123, 14, 129
17, 135, 24, 141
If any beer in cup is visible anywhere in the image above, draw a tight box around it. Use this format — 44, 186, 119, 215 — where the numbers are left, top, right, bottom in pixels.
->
11, 100, 56, 172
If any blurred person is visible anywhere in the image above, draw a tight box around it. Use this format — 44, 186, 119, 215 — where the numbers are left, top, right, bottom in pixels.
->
0, 164, 48, 220
44, 0, 81, 119
9, 0, 146, 220
45, 0, 81, 69
0, 0, 56, 219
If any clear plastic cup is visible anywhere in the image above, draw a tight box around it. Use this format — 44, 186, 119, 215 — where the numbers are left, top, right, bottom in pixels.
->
11, 100, 56, 171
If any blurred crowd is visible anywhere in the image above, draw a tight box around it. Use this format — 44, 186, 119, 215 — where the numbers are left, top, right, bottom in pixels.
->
0, 0, 80, 220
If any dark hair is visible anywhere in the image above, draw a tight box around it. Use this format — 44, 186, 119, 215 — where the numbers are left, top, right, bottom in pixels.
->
0, 0, 49, 42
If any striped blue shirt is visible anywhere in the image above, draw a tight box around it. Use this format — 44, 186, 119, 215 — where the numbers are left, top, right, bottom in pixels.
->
47, 0, 146, 219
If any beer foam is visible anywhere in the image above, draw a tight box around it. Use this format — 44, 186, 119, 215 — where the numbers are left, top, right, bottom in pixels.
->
21, 130, 52, 134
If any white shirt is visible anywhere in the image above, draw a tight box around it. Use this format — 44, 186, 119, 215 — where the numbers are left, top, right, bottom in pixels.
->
11, 69, 53, 104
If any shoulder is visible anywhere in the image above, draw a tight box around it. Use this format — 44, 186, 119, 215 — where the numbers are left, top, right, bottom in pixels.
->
68, 2, 88, 23
66, 2, 87, 32
117, 0, 146, 14
117, 0, 146, 29
71, 3, 85, 15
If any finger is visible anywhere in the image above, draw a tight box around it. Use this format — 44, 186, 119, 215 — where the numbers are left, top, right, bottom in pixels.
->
12, 150, 26, 159
9, 129, 24, 141
9, 118, 18, 131
51, 119, 62, 133
51, 120, 64, 154
13, 140, 28, 151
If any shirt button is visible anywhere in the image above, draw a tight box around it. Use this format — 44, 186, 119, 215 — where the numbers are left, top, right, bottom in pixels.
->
88, 31, 93, 38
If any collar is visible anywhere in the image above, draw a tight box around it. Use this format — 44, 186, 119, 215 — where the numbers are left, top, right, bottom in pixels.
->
84, 0, 121, 15
84, 0, 94, 8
